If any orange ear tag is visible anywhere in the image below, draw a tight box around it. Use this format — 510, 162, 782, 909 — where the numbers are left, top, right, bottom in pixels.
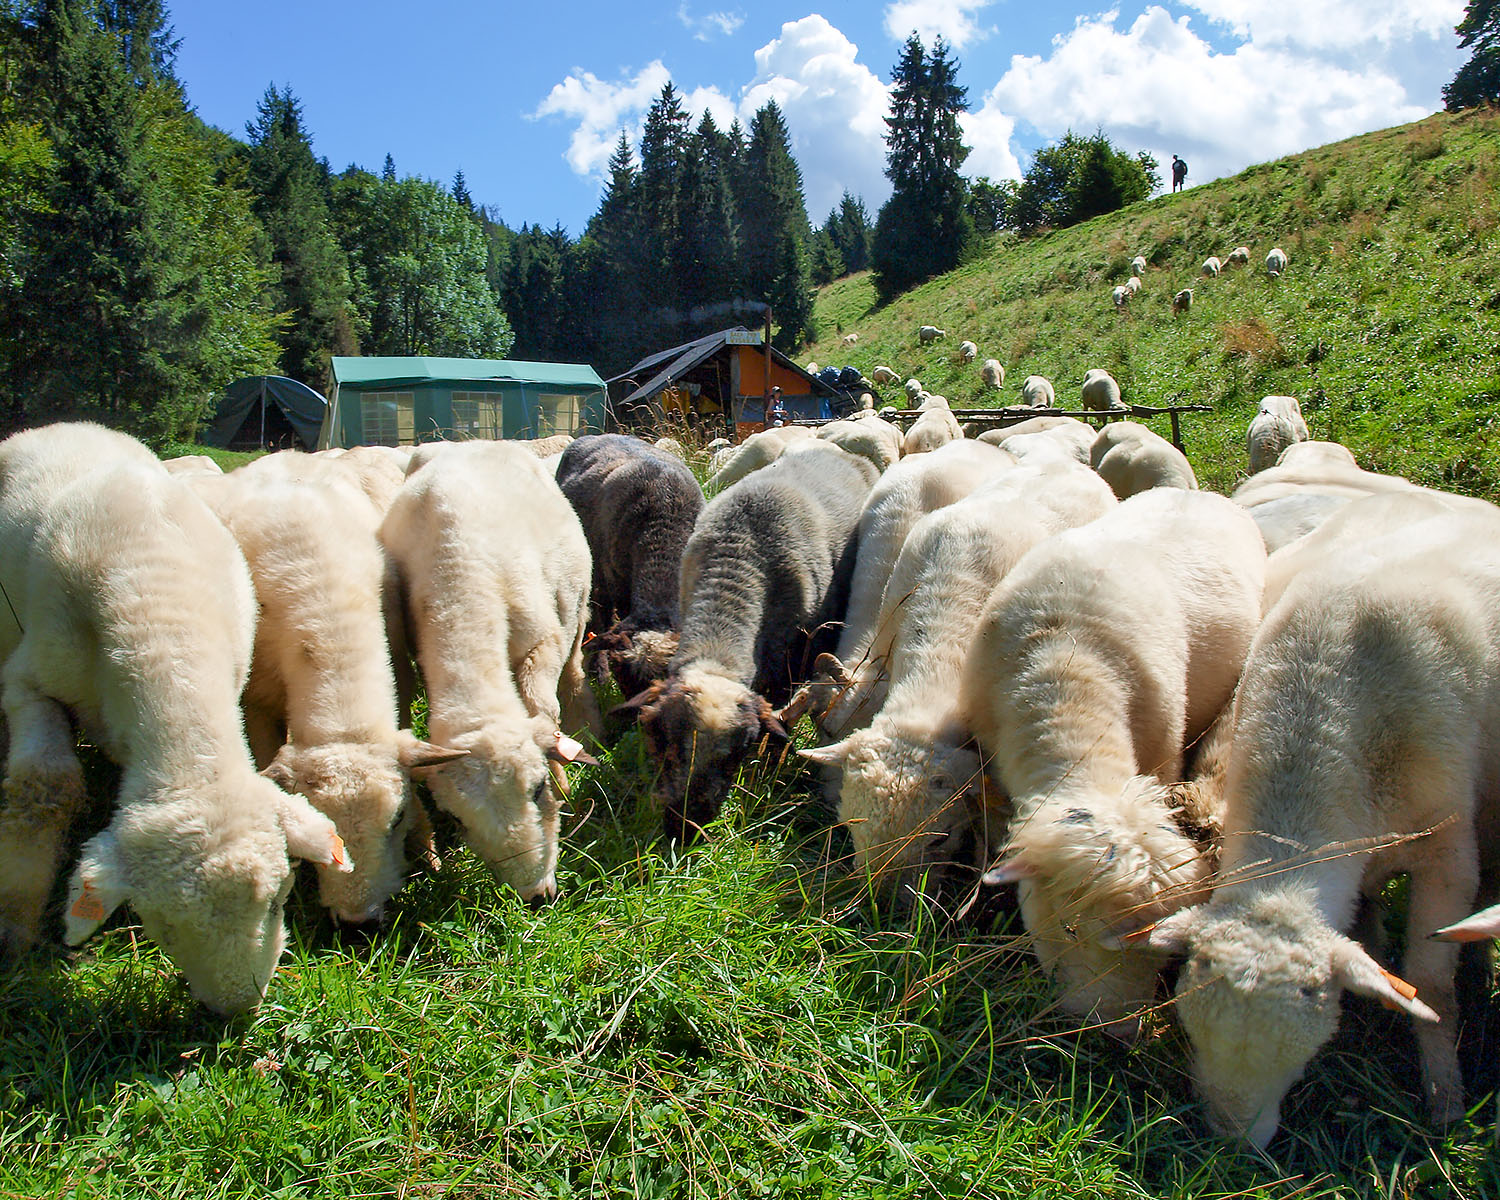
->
555, 732, 586, 763
1378, 967, 1419, 1011
71, 881, 107, 922
329, 833, 348, 868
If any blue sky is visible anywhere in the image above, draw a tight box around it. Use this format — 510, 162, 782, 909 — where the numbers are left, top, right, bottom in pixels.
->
170, 1, 1466, 235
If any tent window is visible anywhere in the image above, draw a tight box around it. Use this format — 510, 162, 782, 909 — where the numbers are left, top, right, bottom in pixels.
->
361, 392, 414, 446
451, 392, 503, 439
537, 393, 578, 437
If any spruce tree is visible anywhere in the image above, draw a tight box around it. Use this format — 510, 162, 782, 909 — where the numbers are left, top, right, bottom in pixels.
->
835, 191, 871, 273
1445, 1, 1500, 110
637, 82, 690, 309
586, 130, 649, 368
740, 99, 814, 348
673, 112, 738, 319
451, 167, 473, 213
871, 34, 974, 302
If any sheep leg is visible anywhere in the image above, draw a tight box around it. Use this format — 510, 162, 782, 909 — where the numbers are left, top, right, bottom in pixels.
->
0, 689, 86, 958
1401, 841, 1478, 1125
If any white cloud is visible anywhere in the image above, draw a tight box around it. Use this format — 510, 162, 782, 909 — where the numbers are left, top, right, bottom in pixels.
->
883, 1, 996, 50
958, 106, 1022, 183
983, 6, 1429, 191
677, 3, 745, 42
1177, 0, 1463, 50
738, 16, 892, 219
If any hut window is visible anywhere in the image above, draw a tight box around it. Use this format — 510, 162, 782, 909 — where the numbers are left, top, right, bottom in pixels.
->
452, 392, 502, 439
361, 392, 414, 446
537, 393, 578, 436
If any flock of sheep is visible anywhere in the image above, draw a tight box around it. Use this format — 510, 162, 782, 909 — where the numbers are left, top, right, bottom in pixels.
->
1, 391, 1498, 1152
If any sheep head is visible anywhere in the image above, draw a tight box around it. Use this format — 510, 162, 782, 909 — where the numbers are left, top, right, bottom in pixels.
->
587, 624, 681, 697
982, 776, 1213, 1035
614, 665, 788, 839
1136, 887, 1438, 1148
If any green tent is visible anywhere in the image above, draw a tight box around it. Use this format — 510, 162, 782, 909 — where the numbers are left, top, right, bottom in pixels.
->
318, 356, 610, 450
205, 375, 328, 451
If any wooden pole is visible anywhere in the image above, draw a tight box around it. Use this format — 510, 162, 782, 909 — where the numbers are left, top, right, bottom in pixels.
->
763, 306, 773, 427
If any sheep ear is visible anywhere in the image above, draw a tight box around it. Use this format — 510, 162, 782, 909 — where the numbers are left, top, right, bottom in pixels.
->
778, 687, 814, 726
546, 730, 599, 766
1114, 906, 1199, 954
814, 652, 852, 685
396, 731, 469, 771
609, 685, 660, 721
756, 700, 789, 745
1332, 936, 1440, 1022
259, 744, 298, 791
278, 793, 353, 874
981, 856, 1035, 886
64, 831, 130, 946
1432, 903, 1500, 942
797, 741, 850, 767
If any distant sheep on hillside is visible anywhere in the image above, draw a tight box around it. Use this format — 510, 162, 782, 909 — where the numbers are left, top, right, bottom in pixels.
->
918, 325, 946, 345
1266, 247, 1288, 277
1202, 256, 1222, 277
1172, 288, 1193, 314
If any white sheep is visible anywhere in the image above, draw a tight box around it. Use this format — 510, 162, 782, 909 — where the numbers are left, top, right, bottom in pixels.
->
918, 325, 946, 345
959, 340, 978, 362
963, 489, 1267, 1037
980, 359, 1004, 390
1246, 395, 1310, 475
378, 441, 600, 902
1080, 368, 1126, 412
977, 415, 1091, 454
1227, 245, 1251, 266
705, 425, 813, 491
1434, 902, 1500, 941
1125, 276, 1142, 295
1172, 288, 1193, 314
1137, 494, 1500, 1146
0, 424, 345, 1012
842, 333, 859, 346
801, 461, 1116, 891
901, 402, 963, 457
190, 468, 464, 925
871, 366, 900, 386
1130, 255, 1147, 276
1111, 285, 1129, 309
816, 415, 902, 475
162, 454, 223, 476
904, 378, 924, 403
1202, 256, 1222, 277
653, 437, 687, 462
1266, 246, 1288, 277
997, 430, 1086, 468
1089, 421, 1198, 498
1020, 375, 1055, 408
806, 362, 820, 375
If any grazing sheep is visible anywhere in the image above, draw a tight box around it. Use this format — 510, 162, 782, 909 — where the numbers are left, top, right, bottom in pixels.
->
1231, 444, 1420, 510
964, 489, 1266, 1037
1274, 440, 1357, 471
1266, 246, 1288, 277
843, 333, 859, 346
960, 340, 978, 362
904, 378, 924, 403
379, 441, 600, 903
163, 454, 223, 477
243, 445, 408, 515
1172, 288, 1193, 314
1111, 286, 1129, 309
191, 469, 462, 925
522, 434, 575, 459
901, 401, 964, 456
803, 440, 1018, 738
617, 443, 878, 838
802, 461, 1116, 892
0, 424, 346, 1012
1020, 375, 1055, 408
1202, 256, 1222, 277
1130, 255, 1147, 276
1243, 491, 1354, 553
998, 430, 1088, 468
653, 437, 687, 462
980, 359, 1005, 390
978, 415, 1092, 452
871, 366, 900, 386
918, 325, 946, 345
1080, 368, 1126, 412
806, 362, 820, 375
1089, 421, 1198, 498
1227, 246, 1250, 266
816, 415, 902, 475
1137, 495, 1500, 1147
1246, 395, 1310, 475
555, 435, 705, 696
705, 425, 812, 491
1125, 276, 1142, 295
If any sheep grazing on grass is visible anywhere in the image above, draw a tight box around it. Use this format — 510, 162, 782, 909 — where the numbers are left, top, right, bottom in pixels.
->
842, 333, 859, 346
959, 340, 978, 362
705, 425, 813, 491
997, 426, 1094, 468
978, 416, 1093, 459
918, 325, 946, 345
1202, 256, 1222, 277
1080, 368, 1126, 412
1020, 375, 1055, 408
980, 359, 1004, 390
1266, 246, 1288, 277
190, 468, 465, 926
801, 440, 1017, 739
901, 398, 964, 456
1111, 286, 1129, 309
617, 444, 877, 839
871, 365, 900, 385
1089, 421, 1198, 498
0, 424, 347, 1013
1227, 245, 1251, 266
904, 378, 924, 404
555, 435, 705, 697
1172, 288, 1193, 314
1137, 494, 1500, 1147
802, 461, 1116, 893
1125, 276, 1142, 295
963, 489, 1266, 1038
380, 441, 600, 903
1130, 255, 1147, 275
816, 414, 902, 475
1246, 395, 1310, 475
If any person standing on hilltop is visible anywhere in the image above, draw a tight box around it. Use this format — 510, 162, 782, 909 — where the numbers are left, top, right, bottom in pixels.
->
1171, 154, 1188, 192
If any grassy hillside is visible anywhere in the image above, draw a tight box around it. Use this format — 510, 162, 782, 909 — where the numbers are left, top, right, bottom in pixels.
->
4, 113, 1500, 1200
809, 107, 1500, 497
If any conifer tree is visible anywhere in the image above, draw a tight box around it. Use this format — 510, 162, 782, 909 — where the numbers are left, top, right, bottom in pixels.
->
872, 34, 974, 302
673, 111, 738, 317
381, 152, 396, 182
1445, 1, 1500, 110
637, 82, 690, 308
834, 191, 871, 273
586, 129, 649, 367
451, 167, 473, 213
739, 99, 814, 348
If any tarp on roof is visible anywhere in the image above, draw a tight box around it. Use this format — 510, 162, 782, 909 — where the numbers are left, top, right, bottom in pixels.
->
331, 356, 606, 391
608, 327, 838, 409
203, 375, 327, 451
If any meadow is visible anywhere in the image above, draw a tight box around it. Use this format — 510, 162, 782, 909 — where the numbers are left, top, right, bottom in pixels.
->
4, 107, 1500, 1199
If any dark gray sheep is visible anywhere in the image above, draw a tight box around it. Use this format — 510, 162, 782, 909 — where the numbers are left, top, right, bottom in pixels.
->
616, 443, 878, 838
556, 434, 704, 695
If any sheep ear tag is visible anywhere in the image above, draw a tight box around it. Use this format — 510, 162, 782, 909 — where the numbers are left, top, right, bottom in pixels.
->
547, 731, 598, 767
329, 833, 349, 870
70, 880, 108, 924
1377, 968, 1419, 1012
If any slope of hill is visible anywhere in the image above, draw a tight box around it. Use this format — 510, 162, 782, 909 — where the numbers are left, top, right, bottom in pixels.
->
809, 107, 1500, 497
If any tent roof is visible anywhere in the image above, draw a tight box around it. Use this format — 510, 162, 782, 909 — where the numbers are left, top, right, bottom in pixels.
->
331, 356, 605, 391
608, 327, 836, 408
203, 375, 327, 451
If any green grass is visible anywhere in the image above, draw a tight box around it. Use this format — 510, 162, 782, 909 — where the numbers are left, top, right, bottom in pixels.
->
6, 110, 1500, 1198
